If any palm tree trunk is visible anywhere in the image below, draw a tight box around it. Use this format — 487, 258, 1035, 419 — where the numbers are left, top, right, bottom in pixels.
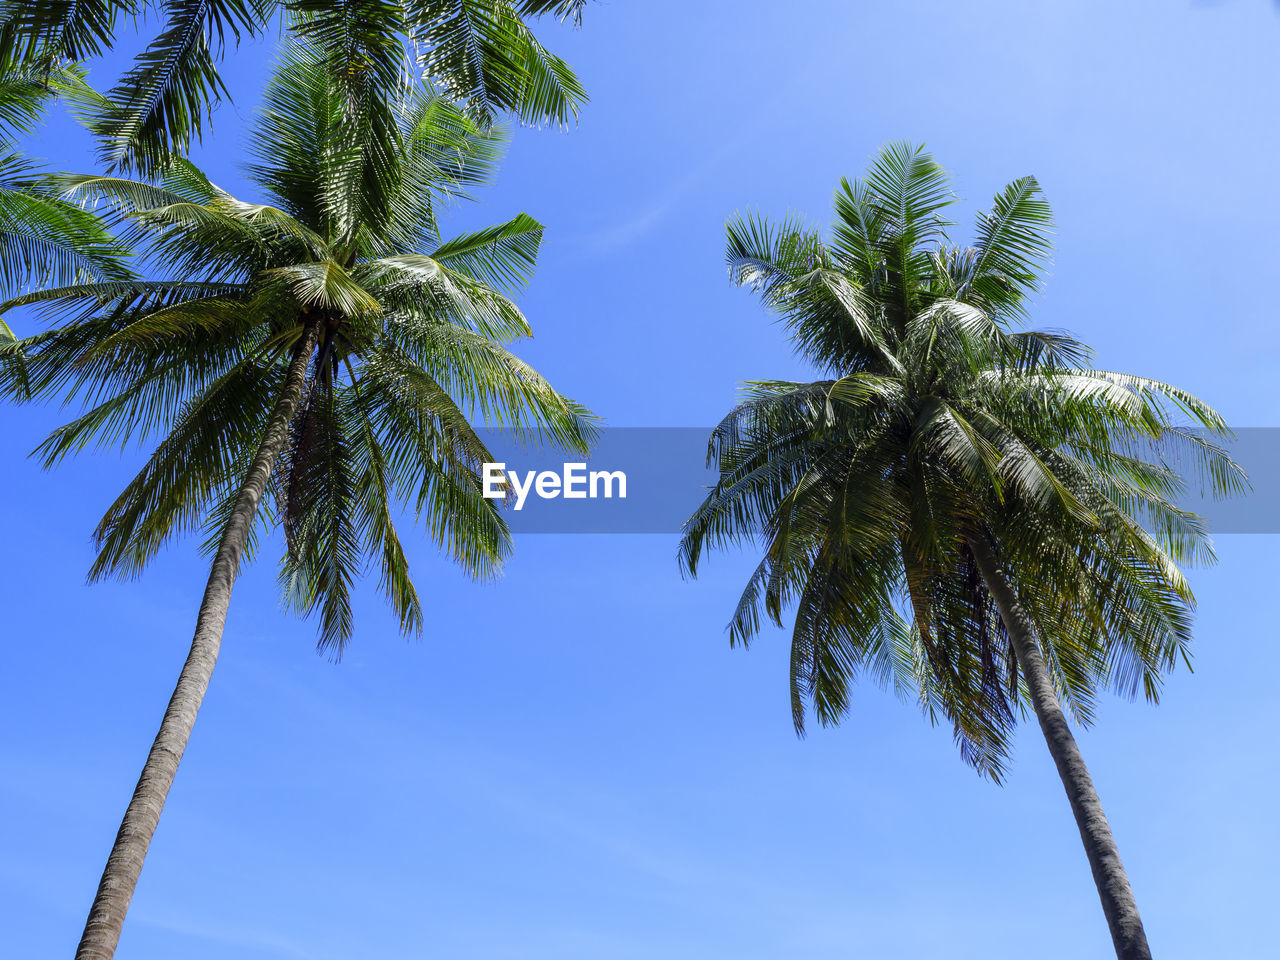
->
968, 533, 1152, 960
73, 323, 321, 960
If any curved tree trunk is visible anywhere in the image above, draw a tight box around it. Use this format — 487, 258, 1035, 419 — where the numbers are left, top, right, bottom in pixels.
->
74, 323, 321, 960
968, 533, 1153, 960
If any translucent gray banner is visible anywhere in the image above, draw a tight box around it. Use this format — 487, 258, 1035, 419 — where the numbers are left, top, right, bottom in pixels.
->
476, 427, 1280, 534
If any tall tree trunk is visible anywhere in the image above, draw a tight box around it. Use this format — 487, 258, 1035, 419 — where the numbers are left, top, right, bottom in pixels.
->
968, 533, 1153, 960
74, 323, 321, 960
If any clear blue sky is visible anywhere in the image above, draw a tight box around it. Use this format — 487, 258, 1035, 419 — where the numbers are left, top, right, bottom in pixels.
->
4, 1, 1279, 957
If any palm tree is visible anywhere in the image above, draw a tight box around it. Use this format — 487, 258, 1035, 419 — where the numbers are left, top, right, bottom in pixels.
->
0, 0, 593, 175
0, 27, 128, 336
679, 143, 1244, 960
0, 42, 594, 960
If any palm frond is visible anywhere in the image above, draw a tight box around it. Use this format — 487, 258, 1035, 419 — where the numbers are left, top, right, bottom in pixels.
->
430, 212, 542, 292
85, 0, 267, 175
410, 0, 587, 128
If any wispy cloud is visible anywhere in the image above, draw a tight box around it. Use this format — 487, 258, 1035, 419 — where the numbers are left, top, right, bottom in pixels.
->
580, 69, 821, 255
131, 910, 320, 960
584, 192, 684, 254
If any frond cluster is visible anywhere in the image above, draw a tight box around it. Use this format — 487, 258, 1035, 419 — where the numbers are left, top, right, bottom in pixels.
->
682, 142, 1245, 780
2, 0, 591, 175
0, 32, 132, 310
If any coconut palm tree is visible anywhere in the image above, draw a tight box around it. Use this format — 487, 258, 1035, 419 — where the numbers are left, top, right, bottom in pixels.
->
0, 27, 128, 334
0, 42, 594, 960
0, 0, 593, 175
679, 143, 1243, 960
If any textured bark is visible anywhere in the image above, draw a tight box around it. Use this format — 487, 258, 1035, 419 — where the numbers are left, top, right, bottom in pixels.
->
968, 533, 1152, 960
74, 324, 321, 960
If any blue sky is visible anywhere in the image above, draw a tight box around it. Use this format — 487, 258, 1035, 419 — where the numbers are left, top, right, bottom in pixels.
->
4, 1, 1280, 957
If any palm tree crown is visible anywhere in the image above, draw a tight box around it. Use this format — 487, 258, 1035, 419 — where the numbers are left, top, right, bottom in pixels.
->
3, 43, 595, 653
680, 142, 1243, 780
